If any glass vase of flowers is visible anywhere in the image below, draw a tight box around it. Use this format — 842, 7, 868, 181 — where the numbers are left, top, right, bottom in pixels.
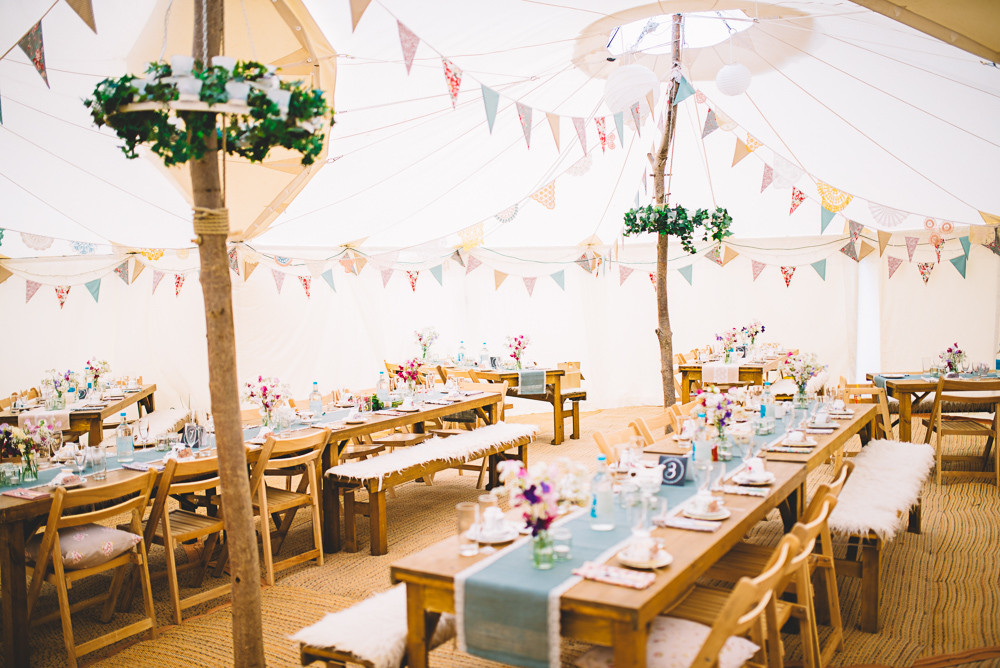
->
1, 423, 40, 482
506, 335, 530, 370
395, 358, 422, 396
741, 320, 765, 360
498, 460, 559, 569
242, 376, 288, 429
782, 353, 826, 408
715, 329, 739, 363
86, 358, 111, 390
695, 388, 734, 457
44, 369, 75, 410
414, 327, 439, 361
939, 343, 966, 376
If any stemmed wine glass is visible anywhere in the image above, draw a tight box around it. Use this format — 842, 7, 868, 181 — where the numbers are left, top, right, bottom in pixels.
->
73, 442, 87, 476
136, 420, 150, 447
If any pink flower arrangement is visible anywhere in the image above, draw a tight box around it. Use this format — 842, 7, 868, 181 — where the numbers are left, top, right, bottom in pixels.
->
741, 320, 764, 345
242, 376, 288, 423
86, 358, 111, 385
414, 327, 439, 359
395, 358, 422, 384
505, 335, 530, 368
782, 353, 826, 391
715, 328, 739, 352
939, 343, 966, 373
497, 460, 559, 536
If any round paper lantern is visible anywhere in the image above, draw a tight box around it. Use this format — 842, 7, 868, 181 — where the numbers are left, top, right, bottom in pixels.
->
715, 63, 751, 96
604, 64, 661, 120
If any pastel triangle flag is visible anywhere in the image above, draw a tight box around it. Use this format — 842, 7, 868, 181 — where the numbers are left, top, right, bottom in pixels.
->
174, 274, 185, 297
905, 236, 919, 261
451, 250, 465, 267
575, 253, 593, 273
494, 270, 507, 289
932, 236, 945, 263
26, 280, 41, 303
465, 256, 482, 274
820, 207, 836, 233
381, 268, 393, 287
732, 139, 751, 166
132, 261, 145, 283
349, 0, 371, 30
406, 271, 419, 292
848, 220, 864, 242
595, 117, 608, 153
649, 273, 657, 290
751, 260, 766, 281
516, 102, 532, 148
780, 266, 795, 287
85, 278, 101, 302
572, 117, 587, 153
546, 113, 560, 150
299, 276, 312, 298
0, 266, 9, 285
523, 276, 537, 296
228, 248, 240, 275
840, 239, 859, 262
613, 111, 625, 146
949, 254, 967, 278
271, 269, 285, 293
959, 235, 970, 257
397, 21, 419, 74
811, 259, 827, 280
551, 270, 565, 290
151, 271, 165, 294
917, 262, 934, 284
55, 286, 70, 309
678, 265, 693, 285
619, 265, 634, 285
353, 254, 368, 274
673, 76, 695, 105
877, 230, 892, 256
887, 256, 904, 279
339, 256, 356, 274
481, 87, 499, 133
113, 260, 129, 284
789, 187, 806, 215
630, 102, 641, 138
978, 211, 1000, 226
244, 261, 258, 281
858, 240, 876, 260
18, 23, 49, 88
530, 182, 555, 210
321, 269, 336, 292
702, 109, 719, 138
430, 264, 443, 286
722, 246, 739, 266
66, 0, 98, 32
442, 59, 462, 108
707, 245, 723, 266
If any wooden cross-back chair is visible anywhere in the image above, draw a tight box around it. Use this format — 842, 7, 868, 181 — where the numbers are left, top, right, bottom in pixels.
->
444, 380, 509, 488
629, 410, 674, 447
592, 425, 641, 465
26, 471, 158, 668
921, 376, 1000, 485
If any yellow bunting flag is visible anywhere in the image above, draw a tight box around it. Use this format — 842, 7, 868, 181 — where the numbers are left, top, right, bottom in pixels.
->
816, 181, 853, 213
858, 241, 876, 260
66, 0, 97, 32
0, 266, 11, 285
721, 246, 739, 266
877, 230, 892, 256
459, 222, 484, 250
546, 113, 560, 151
745, 134, 762, 152
530, 182, 556, 210
494, 270, 508, 289
131, 261, 145, 283
732, 139, 751, 166
349, 0, 372, 30
979, 211, 1000, 226
244, 261, 258, 281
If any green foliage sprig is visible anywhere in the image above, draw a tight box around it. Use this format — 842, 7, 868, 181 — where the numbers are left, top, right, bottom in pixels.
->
623, 205, 733, 254
85, 60, 333, 167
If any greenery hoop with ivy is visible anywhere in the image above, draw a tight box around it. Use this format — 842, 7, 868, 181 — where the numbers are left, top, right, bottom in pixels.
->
623, 204, 733, 254
85, 60, 332, 167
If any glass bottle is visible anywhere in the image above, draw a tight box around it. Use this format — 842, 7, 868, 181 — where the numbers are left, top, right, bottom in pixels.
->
589, 455, 616, 531
115, 412, 134, 463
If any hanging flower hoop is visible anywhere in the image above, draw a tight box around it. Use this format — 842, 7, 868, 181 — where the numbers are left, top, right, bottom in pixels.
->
85, 59, 333, 167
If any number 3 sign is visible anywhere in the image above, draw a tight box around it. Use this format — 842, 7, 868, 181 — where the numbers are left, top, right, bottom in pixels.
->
658, 455, 687, 486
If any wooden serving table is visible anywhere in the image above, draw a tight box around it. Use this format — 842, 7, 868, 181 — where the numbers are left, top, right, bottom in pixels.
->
678, 359, 785, 402
472, 368, 569, 444
0, 384, 157, 446
391, 460, 806, 668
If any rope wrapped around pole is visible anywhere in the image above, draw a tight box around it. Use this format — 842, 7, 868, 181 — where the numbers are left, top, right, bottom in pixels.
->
193, 207, 230, 243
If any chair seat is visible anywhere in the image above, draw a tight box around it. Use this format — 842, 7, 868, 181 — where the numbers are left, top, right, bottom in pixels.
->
154, 509, 224, 543
668, 584, 793, 629
341, 442, 386, 460
921, 416, 995, 435
703, 542, 772, 583
254, 485, 312, 512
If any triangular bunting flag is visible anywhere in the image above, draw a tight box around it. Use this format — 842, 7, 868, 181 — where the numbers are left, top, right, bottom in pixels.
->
174, 274, 185, 297
228, 248, 240, 275
272, 269, 285, 293
858, 241, 876, 260
678, 265, 693, 285
840, 240, 859, 262
113, 260, 129, 284
820, 207, 836, 233
551, 270, 565, 290
642, 172, 647, 195
244, 261, 258, 281
151, 271, 165, 294
780, 266, 796, 287
353, 254, 367, 274
732, 139, 751, 166
523, 276, 537, 296
959, 235, 970, 257
0, 267, 9, 285
772, 154, 804, 188
55, 286, 70, 309
397, 21, 419, 74
0, 93, 3, 125
978, 211, 1000, 226
629, 102, 641, 138
572, 117, 587, 153
451, 250, 465, 267
305, 260, 324, 278
702, 109, 719, 138
66, 0, 98, 32
131, 261, 145, 283
299, 276, 312, 298
381, 268, 393, 287
595, 117, 608, 153
530, 182, 555, 210
751, 260, 766, 281
745, 134, 762, 152
917, 262, 934, 284
714, 108, 738, 131
848, 220, 864, 242
613, 111, 625, 146
494, 270, 507, 289
406, 271, 419, 291
673, 76, 695, 105
575, 253, 593, 274
466, 256, 482, 274
619, 265, 634, 285
430, 264, 443, 285
26, 280, 41, 303
18, 23, 49, 88
516, 102, 532, 148
877, 230, 892, 256
650, 273, 657, 290
811, 259, 827, 280
546, 113, 560, 150
321, 269, 336, 292
949, 254, 967, 278
760, 164, 774, 193
887, 256, 904, 279
932, 236, 945, 263
85, 278, 101, 302
339, 256, 355, 274
983, 233, 1000, 257
722, 246, 739, 266
349, 0, 371, 30
442, 59, 462, 108
707, 245, 723, 266
905, 236, 919, 262
789, 187, 806, 215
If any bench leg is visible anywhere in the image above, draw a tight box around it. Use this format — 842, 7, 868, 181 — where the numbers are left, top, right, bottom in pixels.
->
859, 538, 881, 633
343, 489, 358, 553
571, 401, 580, 440
369, 489, 388, 556
907, 498, 922, 534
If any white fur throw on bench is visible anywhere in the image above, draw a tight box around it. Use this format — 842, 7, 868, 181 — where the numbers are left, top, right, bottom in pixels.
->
828, 439, 933, 541
326, 422, 537, 485
291, 584, 455, 668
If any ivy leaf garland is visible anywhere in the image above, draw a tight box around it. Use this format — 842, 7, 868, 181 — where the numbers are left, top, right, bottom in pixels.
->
85, 60, 333, 167
623, 205, 733, 254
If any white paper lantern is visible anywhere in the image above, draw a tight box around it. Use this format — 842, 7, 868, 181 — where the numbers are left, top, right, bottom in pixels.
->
604, 64, 661, 120
715, 63, 751, 96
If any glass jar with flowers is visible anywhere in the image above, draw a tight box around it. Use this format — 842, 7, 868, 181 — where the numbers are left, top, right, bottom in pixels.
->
782, 353, 827, 408
715, 329, 739, 364
242, 376, 287, 430
86, 358, 111, 392
741, 320, 765, 360
506, 335, 530, 370
695, 388, 734, 459
44, 369, 75, 410
498, 460, 560, 569
395, 358, 422, 397
2, 423, 40, 482
414, 327, 439, 361
939, 343, 966, 377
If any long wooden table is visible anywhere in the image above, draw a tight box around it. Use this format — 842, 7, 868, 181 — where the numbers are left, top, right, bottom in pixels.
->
473, 368, 569, 444
864, 373, 933, 442
0, 384, 157, 446
678, 359, 785, 402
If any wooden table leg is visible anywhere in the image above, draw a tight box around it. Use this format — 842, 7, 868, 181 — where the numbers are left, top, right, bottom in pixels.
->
898, 392, 912, 442
87, 417, 104, 448
405, 583, 431, 668
612, 619, 647, 668
779, 486, 801, 532
321, 441, 342, 553
369, 487, 388, 556
681, 371, 691, 403
1, 520, 31, 667
551, 375, 564, 445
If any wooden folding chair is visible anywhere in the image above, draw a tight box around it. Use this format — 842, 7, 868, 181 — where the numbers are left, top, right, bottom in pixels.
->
629, 411, 673, 446
26, 471, 158, 668
593, 425, 641, 464
837, 381, 894, 440
921, 376, 1000, 485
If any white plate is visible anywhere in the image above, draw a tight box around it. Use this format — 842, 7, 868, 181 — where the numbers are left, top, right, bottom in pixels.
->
344, 418, 367, 425
617, 549, 673, 570
732, 471, 777, 486
780, 437, 818, 447
49, 478, 85, 489
397, 406, 420, 413
808, 421, 837, 429
880, 373, 906, 379
467, 524, 519, 544
683, 506, 731, 521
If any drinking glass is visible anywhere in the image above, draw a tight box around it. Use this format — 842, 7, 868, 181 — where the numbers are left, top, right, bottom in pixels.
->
91, 446, 107, 480
694, 460, 714, 494
456, 502, 479, 556
184, 422, 199, 449
74, 443, 87, 475
552, 528, 572, 561
627, 494, 649, 532
136, 420, 150, 447
960, 359, 971, 374
921, 357, 932, 377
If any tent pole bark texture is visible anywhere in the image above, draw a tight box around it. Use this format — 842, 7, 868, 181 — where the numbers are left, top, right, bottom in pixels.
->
190, 2, 265, 665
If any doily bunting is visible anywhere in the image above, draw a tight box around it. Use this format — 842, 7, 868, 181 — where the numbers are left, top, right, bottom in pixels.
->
816, 182, 853, 213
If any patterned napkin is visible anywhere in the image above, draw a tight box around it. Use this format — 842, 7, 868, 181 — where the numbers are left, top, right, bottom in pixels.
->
722, 485, 769, 497
573, 562, 656, 589
653, 516, 721, 532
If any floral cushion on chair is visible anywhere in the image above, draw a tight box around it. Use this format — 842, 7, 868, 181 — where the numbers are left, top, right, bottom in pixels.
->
575, 616, 759, 668
25, 523, 141, 570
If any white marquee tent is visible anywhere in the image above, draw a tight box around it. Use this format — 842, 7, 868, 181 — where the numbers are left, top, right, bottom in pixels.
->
1, 0, 998, 410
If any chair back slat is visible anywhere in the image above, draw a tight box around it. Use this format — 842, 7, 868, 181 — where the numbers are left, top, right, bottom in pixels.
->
250, 429, 330, 490
593, 426, 640, 463
630, 411, 672, 446
53, 470, 158, 529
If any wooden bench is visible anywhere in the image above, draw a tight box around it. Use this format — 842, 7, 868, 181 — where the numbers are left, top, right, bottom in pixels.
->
294, 584, 455, 668
510, 386, 586, 440
827, 439, 933, 632
326, 423, 535, 555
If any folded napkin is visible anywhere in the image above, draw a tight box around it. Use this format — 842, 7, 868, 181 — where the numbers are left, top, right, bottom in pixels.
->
122, 461, 165, 472
573, 562, 656, 589
48, 470, 84, 486
702, 362, 739, 384
653, 516, 721, 532
517, 369, 546, 395
805, 427, 835, 435
766, 445, 814, 454
722, 485, 769, 497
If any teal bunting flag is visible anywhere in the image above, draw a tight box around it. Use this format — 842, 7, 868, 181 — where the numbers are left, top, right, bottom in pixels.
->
678, 264, 693, 285
320, 269, 336, 292
613, 111, 625, 145
673, 76, 695, 105
949, 254, 967, 278
430, 264, 443, 285
820, 207, 836, 233
550, 270, 565, 290
482, 85, 499, 134
959, 235, 970, 257
85, 278, 101, 302
811, 259, 827, 280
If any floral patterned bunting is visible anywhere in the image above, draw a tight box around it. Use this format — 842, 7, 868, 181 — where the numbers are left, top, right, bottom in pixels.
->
649, 273, 656, 290
887, 256, 904, 279
595, 117, 609, 153
113, 260, 129, 284
751, 260, 766, 280
917, 262, 934, 284
707, 245, 723, 266
816, 181, 853, 212
407, 271, 419, 291
789, 187, 806, 215
702, 109, 718, 138
299, 276, 311, 298
523, 276, 537, 296
381, 268, 393, 287
848, 220, 863, 242
619, 265, 634, 285
228, 248, 240, 275
465, 256, 482, 274
174, 274, 185, 297
55, 286, 70, 309
26, 280, 41, 303
442, 59, 462, 108
780, 266, 796, 287
516, 102, 533, 149
397, 21, 419, 74
760, 164, 773, 192
530, 182, 555, 210
840, 239, 859, 262
630, 102, 642, 137
904, 236, 919, 261
984, 233, 1000, 257
18, 22, 49, 87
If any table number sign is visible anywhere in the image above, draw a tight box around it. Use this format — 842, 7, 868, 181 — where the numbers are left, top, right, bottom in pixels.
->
658, 455, 687, 485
